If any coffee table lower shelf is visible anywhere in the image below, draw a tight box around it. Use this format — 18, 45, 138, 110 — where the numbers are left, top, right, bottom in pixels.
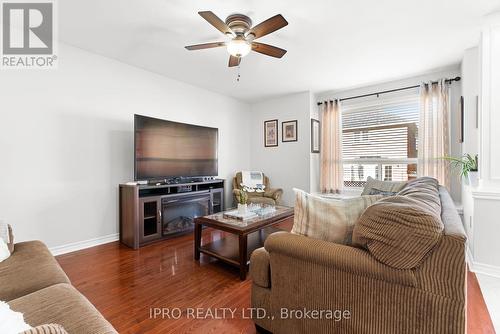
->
198, 226, 279, 267
194, 206, 294, 280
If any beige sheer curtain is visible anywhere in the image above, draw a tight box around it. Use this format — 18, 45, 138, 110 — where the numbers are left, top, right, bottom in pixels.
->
320, 100, 343, 193
418, 80, 451, 188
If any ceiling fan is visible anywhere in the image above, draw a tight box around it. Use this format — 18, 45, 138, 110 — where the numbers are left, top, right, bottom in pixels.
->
185, 11, 288, 67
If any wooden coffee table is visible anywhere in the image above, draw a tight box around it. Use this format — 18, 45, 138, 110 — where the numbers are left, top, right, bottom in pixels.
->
194, 206, 294, 280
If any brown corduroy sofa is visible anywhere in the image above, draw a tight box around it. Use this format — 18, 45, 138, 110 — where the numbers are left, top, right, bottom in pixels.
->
250, 181, 466, 334
0, 240, 117, 333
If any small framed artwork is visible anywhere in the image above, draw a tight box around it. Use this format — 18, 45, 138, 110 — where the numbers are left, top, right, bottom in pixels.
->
311, 119, 320, 153
282, 120, 298, 142
264, 119, 278, 147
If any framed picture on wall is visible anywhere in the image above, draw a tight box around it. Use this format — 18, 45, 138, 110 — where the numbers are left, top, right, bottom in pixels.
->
282, 120, 298, 142
264, 119, 278, 147
311, 119, 320, 153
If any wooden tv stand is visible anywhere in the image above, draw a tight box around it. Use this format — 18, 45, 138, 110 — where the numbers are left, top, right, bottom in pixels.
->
119, 179, 224, 249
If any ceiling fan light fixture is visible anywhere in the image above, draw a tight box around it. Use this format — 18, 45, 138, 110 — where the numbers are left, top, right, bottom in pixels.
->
226, 38, 251, 58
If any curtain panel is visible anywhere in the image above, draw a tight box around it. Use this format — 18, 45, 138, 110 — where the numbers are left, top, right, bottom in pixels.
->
418, 80, 451, 188
320, 100, 343, 193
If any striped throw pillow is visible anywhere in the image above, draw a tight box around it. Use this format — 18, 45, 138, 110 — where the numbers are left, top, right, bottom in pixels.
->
353, 195, 444, 269
292, 189, 383, 244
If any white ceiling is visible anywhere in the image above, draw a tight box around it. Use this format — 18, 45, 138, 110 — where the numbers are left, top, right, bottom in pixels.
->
59, 0, 499, 102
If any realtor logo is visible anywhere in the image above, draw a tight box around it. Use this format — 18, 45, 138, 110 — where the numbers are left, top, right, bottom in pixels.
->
1, 0, 57, 68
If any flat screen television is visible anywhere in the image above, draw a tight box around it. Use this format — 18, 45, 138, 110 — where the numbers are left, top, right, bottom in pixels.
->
134, 115, 218, 180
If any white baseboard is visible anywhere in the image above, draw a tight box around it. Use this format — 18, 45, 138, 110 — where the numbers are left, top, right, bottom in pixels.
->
467, 245, 500, 278
49, 233, 119, 256
471, 262, 500, 278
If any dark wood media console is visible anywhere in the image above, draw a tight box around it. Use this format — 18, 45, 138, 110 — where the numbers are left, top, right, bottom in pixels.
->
119, 179, 224, 249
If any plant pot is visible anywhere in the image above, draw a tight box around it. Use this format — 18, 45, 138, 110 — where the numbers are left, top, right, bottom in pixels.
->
468, 171, 479, 187
237, 203, 248, 214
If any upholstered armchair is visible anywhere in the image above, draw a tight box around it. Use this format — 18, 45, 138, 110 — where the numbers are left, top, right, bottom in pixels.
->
232, 172, 283, 206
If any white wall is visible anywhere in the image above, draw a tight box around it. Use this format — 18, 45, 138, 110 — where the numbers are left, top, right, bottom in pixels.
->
315, 66, 463, 202
0, 44, 251, 248
461, 47, 480, 252
250, 92, 312, 206
465, 13, 500, 278
461, 47, 480, 158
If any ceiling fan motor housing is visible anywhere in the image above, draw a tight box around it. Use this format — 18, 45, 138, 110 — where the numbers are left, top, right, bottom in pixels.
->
225, 14, 252, 35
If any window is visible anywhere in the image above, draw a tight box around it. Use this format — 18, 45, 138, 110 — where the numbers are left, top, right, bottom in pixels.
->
342, 94, 419, 188
383, 165, 393, 181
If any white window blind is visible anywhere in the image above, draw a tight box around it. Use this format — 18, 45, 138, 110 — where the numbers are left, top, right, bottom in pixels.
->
341, 93, 420, 188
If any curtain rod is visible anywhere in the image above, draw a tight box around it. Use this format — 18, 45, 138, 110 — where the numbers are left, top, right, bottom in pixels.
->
317, 76, 461, 106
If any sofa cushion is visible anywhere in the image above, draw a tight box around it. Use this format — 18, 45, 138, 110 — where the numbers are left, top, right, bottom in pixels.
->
292, 189, 382, 244
20, 323, 68, 334
9, 283, 117, 334
353, 195, 444, 269
361, 176, 407, 196
0, 241, 70, 301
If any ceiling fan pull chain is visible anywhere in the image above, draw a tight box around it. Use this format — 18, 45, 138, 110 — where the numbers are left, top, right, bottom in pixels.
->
237, 64, 241, 82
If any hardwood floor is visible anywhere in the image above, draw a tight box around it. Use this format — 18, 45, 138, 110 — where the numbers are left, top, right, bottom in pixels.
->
467, 269, 496, 333
57, 219, 495, 334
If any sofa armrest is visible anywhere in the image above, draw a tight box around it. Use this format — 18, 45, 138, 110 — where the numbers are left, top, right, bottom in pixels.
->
264, 188, 283, 201
249, 247, 270, 288
265, 232, 417, 287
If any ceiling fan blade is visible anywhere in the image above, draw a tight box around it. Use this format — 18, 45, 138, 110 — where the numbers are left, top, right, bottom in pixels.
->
198, 11, 234, 36
247, 14, 288, 39
185, 42, 226, 50
251, 42, 287, 58
228, 55, 241, 67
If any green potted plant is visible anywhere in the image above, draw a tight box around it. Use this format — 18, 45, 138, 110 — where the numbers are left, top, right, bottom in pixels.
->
441, 154, 478, 186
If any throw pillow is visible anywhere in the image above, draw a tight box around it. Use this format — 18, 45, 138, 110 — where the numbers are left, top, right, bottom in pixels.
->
352, 195, 444, 269
0, 239, 10, 262
292, 189, 383, 244
397, 177, 441, 217
368, 188, 398, 196
0, 301, 32, 333
7, 225, 14, 253
0, 221, 14, 254
20, 324, 68, 334
361, 176, 407, 196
